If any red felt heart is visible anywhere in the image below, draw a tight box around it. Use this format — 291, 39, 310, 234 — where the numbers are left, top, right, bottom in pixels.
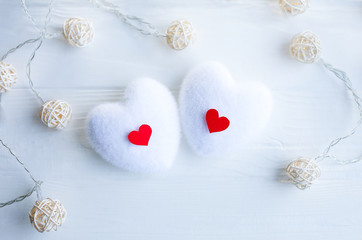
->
128, 124, 152, 146
206, 109, 230, 133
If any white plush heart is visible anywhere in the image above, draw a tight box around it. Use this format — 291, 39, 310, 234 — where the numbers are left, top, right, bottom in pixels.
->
87, 78, 180, 173
179, 62, 273, 157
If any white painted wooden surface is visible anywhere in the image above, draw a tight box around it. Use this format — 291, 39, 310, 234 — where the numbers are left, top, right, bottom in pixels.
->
1, 0, 362, 239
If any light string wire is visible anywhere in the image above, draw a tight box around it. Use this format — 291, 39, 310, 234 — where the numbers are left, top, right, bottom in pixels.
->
0, 139, 43, 208
90, 0, 166, 37
0, 0, 60, 104
26, 38, 45, 103
314, 58, 362, 164
21, 0, 57, 104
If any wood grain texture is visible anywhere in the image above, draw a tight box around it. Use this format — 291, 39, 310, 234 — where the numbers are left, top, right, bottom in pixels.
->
1, 0, 362, 239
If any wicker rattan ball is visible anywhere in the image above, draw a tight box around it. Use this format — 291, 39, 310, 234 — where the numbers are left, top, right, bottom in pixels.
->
0, 61, 17, 93
40, 100, 72, 130
290, 31, 321, 63
286, 158, 321, 190
63, 18, 95, 47
29, 198, 66, 232
279, 0, 309, 16
166, 20, 195, 50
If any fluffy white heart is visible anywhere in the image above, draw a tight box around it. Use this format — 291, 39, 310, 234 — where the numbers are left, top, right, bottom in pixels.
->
179, 62, 273, 157
87, 78, 180, 173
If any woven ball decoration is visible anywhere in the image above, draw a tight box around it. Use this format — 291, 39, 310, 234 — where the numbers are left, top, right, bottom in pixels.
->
29, 198, 66, 232
286, 158, 321, 190
0, 61, 17, 93
290, 31, 321, 63
40, 100, 72, 130
63, 18, 95, 47
166, 20, 195, 50
279, 0, 309, 16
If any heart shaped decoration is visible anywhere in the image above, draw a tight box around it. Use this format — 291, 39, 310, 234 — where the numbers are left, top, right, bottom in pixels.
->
128, 124, 152, 146
87, 78, 180, 173
206, 109, 230, 133
179, 62, 273, 157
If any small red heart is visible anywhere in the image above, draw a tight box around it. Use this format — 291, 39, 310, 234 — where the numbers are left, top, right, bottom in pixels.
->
206, 109, 230, 133
128, 124, 152, 146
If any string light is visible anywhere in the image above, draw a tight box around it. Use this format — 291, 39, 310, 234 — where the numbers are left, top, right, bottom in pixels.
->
90, 0, 196, 50
0, 139, 66, 232
280, 0, 309, 16
0, 0, 74, 129
285, 31, 362, 190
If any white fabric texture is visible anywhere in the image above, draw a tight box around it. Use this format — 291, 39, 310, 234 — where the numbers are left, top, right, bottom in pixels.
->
87, 78, 180, 173
179, 62, 273, 157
